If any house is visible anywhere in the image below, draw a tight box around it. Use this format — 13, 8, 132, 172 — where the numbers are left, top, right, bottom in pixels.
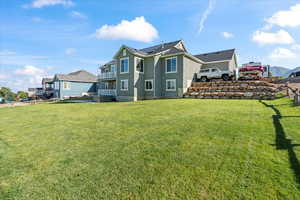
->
52, 70, 97, 99
28, 88, 44, 98
98, 40, 238, 101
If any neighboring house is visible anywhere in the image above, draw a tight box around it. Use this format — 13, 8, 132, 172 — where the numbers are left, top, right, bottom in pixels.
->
28, 88, 43, 98
42, 78, 54, 98
98, 40, 238, 102
52, 70, 97, 99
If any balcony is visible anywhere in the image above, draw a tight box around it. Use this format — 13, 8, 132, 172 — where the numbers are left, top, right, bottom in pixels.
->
98, 71, 117, 80
98, 89, 116, 96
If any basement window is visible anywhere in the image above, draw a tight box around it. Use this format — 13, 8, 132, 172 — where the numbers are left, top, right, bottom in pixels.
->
145, 80, 153, 91
166, 79, 176, 91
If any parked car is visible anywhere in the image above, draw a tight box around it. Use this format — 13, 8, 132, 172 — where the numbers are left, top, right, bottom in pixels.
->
289, 71, 300, 78
20, 98, 30, 102
197, 68, 234, 82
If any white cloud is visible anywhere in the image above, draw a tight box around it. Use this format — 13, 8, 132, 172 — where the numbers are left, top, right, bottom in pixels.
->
24, 0, 74, 8
198, 0, 216, 33
69, 11, 87, 19
32, 17, 43, 22
0, 74, 7, 79
222, 32, 234, 38
65, 48, 76, 55
0, 50, 16, 56
266, 4, 300, 27
269, 48, 297, 59
14, 65, 48, 85
291, 44, 300, 50
252, 29, 294, 45
93, 16, 159, 43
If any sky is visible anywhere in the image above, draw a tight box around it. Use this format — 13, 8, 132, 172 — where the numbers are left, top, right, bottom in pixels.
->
1, 0, 300, 92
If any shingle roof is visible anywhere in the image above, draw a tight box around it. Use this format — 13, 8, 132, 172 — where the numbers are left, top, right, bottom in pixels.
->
42, 78, 53, 84
194, 49, 235, 63
139, 40, 183, 55
55, 70, 97, 82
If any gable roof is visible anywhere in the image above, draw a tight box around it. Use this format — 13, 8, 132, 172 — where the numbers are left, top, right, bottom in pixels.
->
113, 40, 187, 59
55, 70, 97, 82
42, 78, 53, 84
194, 49, 235, 63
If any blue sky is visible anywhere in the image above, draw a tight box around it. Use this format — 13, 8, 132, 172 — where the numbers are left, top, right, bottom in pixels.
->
1, 0, 300, 91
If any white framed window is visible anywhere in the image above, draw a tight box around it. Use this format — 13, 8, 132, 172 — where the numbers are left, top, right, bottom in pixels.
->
136, 57, 144, 73
120, 57, 129, 74
145, 79, 153, 91
166, 79, 176, 91
111, 65, 116, 72
165, 57, 177, 73
120, 79, 128, 91
122, 49, 126, 56
63, 82, 70, 90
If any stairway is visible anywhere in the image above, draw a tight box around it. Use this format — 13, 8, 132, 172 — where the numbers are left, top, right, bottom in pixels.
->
184, 81, 278, 100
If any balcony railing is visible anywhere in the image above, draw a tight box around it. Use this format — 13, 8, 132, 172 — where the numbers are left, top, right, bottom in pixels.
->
98, 89, 116, 96
98, 71, 117, 80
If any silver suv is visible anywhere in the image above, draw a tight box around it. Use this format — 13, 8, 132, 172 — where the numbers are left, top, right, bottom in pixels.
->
197, 68, 234, 82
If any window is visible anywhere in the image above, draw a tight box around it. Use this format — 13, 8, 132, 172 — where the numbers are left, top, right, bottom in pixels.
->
120, 57, 129, 73
111, 65, 116, 72
200, 69, 209, 73
145, 80, 153, 91
120, 80, 128, 91
211, 69, 217, 72
166, 57, 177, 73
63, 82, 70, 90
122, 49, 126, 56
136, 57, 144, 73
166, 79, 176, 91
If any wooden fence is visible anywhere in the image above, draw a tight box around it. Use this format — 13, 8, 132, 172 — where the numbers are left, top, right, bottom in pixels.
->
287, 85, 300, 106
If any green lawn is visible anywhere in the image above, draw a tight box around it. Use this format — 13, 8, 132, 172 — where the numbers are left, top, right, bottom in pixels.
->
0, 98, 300, 199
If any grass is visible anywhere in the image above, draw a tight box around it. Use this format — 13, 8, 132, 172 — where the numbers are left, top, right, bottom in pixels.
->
0, 98, 300, 199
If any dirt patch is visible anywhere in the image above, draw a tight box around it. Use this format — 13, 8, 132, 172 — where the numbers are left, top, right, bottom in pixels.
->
0, 102, 32, 108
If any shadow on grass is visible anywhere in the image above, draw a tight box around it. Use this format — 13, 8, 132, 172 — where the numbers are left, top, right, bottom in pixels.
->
260, 100, 300, 185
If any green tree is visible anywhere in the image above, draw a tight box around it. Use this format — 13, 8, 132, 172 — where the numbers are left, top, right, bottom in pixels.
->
17, 91, 28, 99
0, 87, 17, 101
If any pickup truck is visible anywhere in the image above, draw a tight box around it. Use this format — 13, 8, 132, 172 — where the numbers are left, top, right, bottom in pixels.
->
197, 68, 234, 82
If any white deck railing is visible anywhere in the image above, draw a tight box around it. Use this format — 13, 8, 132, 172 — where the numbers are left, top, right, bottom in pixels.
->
98, 89, 116, 96
98, 71, 117, 80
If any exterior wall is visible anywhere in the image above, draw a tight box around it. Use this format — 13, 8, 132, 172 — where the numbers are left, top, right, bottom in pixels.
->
183, 56, 202, 93
202, 61, 230, 71
116, 48, 135, 100
229, 54, 238, 72
53, 80, 96, 99
160, 55, 184, 98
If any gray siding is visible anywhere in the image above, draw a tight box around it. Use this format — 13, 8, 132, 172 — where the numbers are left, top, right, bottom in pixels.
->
202, 61, 230, 71
160, 55, 184, 98
53, 80, 96, 99
183, 56, 202, 93
116, 48, 135, 99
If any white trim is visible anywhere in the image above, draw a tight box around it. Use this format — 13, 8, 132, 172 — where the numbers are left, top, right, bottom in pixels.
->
120, 79, 128, 91
122, 49, 126, 56
120, 57, 129, 74
135, 57, 144, 74
166, 79, 176, 91
63, 81, 70, 90
165, 56, 177, 73
145, 79, 153, 91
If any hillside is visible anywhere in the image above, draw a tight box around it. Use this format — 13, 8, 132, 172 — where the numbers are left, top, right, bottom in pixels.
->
270, 66, 300, 77
0, 99, 300, 199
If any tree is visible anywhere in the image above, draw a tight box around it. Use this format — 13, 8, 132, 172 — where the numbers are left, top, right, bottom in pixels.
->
0, 87, 17, 101
17, 91, 28, 99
